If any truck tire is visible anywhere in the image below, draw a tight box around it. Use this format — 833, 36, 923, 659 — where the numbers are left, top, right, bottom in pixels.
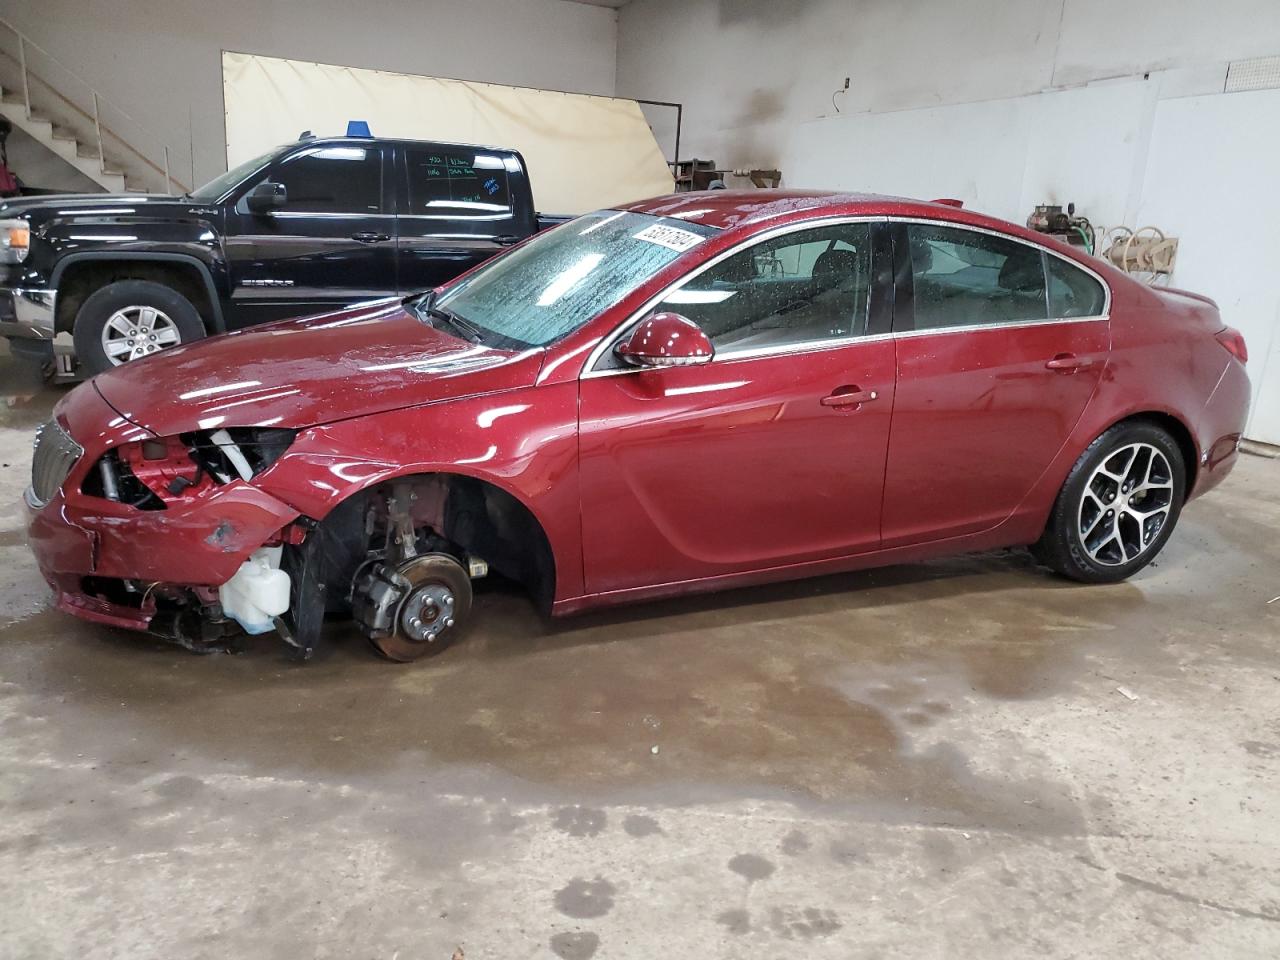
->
72, 280, 206, 376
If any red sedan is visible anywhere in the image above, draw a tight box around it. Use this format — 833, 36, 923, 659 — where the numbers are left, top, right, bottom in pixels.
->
25, 191, 1251, 661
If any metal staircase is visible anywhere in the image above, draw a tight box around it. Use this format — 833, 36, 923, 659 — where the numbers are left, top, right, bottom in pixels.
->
0, 16, 189, 194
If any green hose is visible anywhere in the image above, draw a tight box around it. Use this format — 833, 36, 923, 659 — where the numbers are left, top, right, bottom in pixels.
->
1074, 226, 1094, 255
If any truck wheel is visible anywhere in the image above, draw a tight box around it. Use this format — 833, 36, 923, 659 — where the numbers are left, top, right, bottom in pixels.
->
72, 280, 206, 376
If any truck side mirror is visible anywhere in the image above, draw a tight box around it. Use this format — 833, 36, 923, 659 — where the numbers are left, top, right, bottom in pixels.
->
246, 181, 287, 214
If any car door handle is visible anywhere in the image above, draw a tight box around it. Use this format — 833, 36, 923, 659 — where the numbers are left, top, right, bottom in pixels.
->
1045, 353, 1095, 373
351, 232, 390, 244
821, 386, 879, 407
494, 234, 521, 246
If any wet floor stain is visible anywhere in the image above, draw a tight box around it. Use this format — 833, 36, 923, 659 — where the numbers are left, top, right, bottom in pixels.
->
768, 906, 842, 940
1243, 741, 1279, 759
621, 813, 662, 837
548, 930, 600, 960
0, 549, 1159, 840
715, 908, 751, 935
728, 852, 776, 883
780, 829, 811, 855
553, 805, 607, 838
553, 877, 616, 919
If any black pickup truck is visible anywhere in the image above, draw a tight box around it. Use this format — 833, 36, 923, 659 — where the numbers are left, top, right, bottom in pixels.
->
0, 135, 568, 375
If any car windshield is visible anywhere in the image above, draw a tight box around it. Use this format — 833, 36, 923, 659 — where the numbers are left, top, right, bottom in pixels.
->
431, 210, 720, 349
187, 146, 284, 202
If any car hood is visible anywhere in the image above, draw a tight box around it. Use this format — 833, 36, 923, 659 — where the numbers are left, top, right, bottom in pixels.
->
92, 298, 544, 436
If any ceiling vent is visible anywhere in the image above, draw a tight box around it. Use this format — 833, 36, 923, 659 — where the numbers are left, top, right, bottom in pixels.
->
1225, 55, 1280, 93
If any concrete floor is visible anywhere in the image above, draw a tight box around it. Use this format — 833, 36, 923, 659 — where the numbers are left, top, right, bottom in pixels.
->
1, 349, 1279, 960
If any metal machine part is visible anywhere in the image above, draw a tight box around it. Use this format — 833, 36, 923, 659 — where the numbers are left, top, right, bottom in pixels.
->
352, 553, 473, 662
674, 159, 783, 191
1027, 202, 1095, 252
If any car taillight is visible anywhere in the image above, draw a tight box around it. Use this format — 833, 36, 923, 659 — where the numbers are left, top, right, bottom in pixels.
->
1215, 327, 1248, 363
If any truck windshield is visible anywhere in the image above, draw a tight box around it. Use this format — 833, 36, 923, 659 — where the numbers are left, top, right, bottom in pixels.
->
187, 146, 284, 202
432, 210, 719, 349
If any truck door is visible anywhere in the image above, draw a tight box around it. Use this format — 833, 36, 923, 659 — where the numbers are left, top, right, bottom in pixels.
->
395, 144, 529, 295
224, 142, 397, 327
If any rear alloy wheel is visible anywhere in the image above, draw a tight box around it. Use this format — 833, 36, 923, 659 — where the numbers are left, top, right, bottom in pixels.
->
370, 553, 473, 662
1078, 443, 1174, 567
1035, 421, 1186, 583
72, 279, 206, 376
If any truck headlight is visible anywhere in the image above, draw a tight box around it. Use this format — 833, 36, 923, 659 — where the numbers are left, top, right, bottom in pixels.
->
0, 220, 30, 263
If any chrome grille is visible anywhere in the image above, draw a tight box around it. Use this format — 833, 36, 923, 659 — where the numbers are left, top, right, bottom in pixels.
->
28, 419, 83, 507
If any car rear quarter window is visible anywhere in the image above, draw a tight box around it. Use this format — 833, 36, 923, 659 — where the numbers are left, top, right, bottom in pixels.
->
1047, 254, 1107, 318
907, 224, 1048, 330
407, 147, 512, 218
271, 145, 383, 214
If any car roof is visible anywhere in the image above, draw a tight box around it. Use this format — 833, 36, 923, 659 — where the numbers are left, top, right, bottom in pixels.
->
621, 189, 1018, 235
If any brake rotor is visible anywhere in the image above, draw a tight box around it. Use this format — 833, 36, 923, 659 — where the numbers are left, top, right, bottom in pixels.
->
370, 553, 473, 663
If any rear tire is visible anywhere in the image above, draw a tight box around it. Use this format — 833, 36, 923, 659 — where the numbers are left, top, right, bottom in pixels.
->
72, 280, 206, 376
1034, 420, 1186, 583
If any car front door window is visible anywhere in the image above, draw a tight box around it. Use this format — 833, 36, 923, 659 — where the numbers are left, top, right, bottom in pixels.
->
657, 222, 874, 354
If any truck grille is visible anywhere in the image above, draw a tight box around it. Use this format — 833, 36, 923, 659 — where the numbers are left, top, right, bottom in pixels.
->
28, 419, 83, 507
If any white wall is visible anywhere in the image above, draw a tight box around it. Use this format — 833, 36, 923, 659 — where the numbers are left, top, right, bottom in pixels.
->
618, 0, 1280, 167
617, 0, 1280, 443
3, 0, 620, 188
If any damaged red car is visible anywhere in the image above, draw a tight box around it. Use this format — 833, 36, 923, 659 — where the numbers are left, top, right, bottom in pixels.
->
25, 191, 1251, 661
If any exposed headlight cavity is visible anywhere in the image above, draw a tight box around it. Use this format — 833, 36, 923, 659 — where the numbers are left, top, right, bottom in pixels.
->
85, 427, 296, 509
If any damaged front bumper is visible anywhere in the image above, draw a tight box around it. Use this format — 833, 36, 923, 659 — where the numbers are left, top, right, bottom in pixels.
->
24, 384, 301, 644
27, 481, 300, 632
30, 481, 302, 624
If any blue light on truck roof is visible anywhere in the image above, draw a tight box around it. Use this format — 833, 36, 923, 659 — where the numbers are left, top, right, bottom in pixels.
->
346, 121, 373, 138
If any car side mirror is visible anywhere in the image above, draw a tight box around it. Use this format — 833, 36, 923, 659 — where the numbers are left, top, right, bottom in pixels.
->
615, 311, 714, 368
246, 181, 287, 214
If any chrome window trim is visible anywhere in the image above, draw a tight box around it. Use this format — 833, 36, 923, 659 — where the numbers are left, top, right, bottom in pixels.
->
264, 211, 395, 220
702, 330, 895, 363
580, 215, 887, 379
893, 315, 1107, 339
398, 213, 513, 223
892, 215, 1113, 323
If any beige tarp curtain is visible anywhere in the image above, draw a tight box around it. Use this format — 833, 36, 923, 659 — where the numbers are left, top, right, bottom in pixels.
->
221, 52, 673, 215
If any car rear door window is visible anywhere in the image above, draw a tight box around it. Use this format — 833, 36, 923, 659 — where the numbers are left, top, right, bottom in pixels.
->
271, 145, 383, 214
907, 224, 1048, 330
406, 147, 513, 218
1047, 254, 1107, 318
658, 222, 874, 353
